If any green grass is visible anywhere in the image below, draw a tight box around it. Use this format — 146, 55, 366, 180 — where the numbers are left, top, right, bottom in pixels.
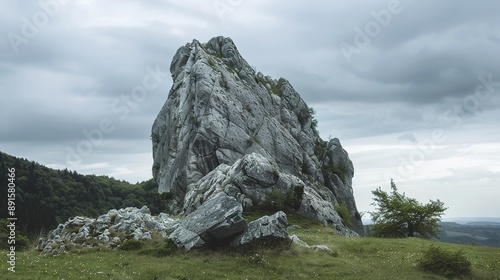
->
1, 212, 499, 279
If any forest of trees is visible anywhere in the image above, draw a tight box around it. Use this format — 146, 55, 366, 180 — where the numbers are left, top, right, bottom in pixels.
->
0, 151, 167, 236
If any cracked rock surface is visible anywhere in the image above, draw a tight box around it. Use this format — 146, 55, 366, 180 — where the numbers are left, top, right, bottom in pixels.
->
152, 36, 363, 236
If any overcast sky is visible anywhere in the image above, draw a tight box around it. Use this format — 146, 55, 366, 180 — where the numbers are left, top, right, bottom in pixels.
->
1, 0, 499, 218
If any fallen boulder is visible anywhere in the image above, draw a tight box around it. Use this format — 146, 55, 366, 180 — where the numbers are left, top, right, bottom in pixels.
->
169, 193, 247, 250
231, 211, 290, 248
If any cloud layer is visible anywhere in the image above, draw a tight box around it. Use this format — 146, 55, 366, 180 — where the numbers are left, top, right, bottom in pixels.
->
1, 0, 499, 217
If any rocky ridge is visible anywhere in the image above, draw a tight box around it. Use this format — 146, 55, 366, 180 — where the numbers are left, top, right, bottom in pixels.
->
152, 36, 363, 236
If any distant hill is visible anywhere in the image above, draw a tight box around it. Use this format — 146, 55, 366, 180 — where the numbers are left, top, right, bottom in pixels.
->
363, 220, 500, 248
437, 222, 500, 248
442, 217, 500, 224
0, 151, 166, 235
466, 221, 500, 226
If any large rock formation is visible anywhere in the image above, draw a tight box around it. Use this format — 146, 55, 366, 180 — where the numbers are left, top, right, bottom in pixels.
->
152, 36, 363, 236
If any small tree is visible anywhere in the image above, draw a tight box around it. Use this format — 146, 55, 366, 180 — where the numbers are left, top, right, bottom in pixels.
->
370, 179, 447, 239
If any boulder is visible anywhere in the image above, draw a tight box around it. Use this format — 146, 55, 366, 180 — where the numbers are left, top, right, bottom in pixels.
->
170, 193, 247, 250
231, 211, 290, 247
169, 227, 204, 251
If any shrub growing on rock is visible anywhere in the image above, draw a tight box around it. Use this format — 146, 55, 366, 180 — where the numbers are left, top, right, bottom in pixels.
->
334, 201, 352, 228
261, 190, 285, 211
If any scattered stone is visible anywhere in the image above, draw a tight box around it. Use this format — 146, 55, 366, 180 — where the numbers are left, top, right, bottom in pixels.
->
290, 234, 330, 251
39, 206, 179, 254
287, 225, 299, 231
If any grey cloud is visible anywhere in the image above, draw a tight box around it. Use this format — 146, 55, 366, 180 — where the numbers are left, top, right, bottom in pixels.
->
1, 1, 500, 217
444, 167, 500, 183
397, 133, 418, 144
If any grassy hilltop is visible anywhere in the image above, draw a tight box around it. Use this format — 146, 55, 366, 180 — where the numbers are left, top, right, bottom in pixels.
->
1, 211, 499, 280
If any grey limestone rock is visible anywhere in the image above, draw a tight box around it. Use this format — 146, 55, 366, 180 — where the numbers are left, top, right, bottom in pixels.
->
152, 36, 363, 235
169, 226, 204, 251
290, 235, 330, 251
170, 192, 247, 250
39, 206, 179, 254
182, 153, 284, 215
231, 211, 290, 247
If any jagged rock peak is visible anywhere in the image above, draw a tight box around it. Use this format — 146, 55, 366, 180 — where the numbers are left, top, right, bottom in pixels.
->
152, 36, 363, 236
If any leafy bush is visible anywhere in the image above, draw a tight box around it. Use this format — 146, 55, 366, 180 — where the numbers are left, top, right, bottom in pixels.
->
313, 141, 328, 160
0, 219, 31, 250
417, 245, 472, 279
355, 211, 362, 221
261, 190, 285, 211
284, 185, 304, 211
261, 185, 304, 212
269, 78, 285, 96
334, 201, 352, 228
120, 238, 143, 251
139, 239, 178, 257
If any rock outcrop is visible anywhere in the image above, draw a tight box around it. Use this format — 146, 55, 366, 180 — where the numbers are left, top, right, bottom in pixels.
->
39, 205, 290, 253
152, 36, 363, 236
39, 206, 180, 254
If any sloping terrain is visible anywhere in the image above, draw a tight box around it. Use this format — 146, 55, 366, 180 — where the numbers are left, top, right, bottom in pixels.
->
439, 222, 500, 248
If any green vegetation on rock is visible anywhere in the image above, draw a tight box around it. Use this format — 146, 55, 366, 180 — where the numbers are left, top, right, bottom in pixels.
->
334, 201, 353, 228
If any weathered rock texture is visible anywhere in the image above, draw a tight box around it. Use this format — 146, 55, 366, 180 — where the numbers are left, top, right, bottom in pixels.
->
231, 211, 290, 247
39, 206, 180, 254
169, 193, 247, 250
152, 36, 363, 235
40, 205, 289, 253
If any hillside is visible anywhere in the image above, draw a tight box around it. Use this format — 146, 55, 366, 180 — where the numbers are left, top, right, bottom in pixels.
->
0, 151, 166, 235
438, 222, 500, 248
1, 211, 499, 279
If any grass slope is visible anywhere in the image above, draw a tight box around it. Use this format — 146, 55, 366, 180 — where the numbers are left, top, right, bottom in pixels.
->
1, 212, 499, 279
